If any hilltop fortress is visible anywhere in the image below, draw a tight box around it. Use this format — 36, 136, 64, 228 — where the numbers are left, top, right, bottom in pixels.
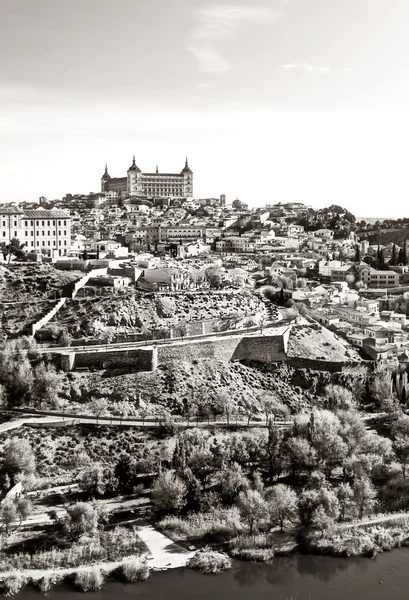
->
101, 157, 193, 198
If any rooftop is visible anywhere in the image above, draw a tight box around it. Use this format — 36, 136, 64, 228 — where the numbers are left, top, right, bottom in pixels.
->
23, 209, 71, 219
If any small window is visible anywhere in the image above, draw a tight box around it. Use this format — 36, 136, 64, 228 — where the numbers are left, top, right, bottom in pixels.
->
42, 221, 44, 226
2, 232, 5, 237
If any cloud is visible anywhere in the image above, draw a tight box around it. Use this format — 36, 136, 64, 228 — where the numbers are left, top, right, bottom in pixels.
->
282, 62, 351, 73
188, 4, 285, 74
282, 62, 331, 73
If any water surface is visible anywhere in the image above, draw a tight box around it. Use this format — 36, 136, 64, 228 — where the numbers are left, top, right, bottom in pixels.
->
16, 549, 409, 600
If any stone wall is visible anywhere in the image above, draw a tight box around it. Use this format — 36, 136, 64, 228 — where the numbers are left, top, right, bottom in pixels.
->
157, 334, 287, 365
57, 347, 156, 372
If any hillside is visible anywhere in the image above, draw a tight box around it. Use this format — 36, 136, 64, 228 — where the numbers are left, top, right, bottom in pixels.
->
69, 359, 310, 416
47, 291, 264, 339
0, 264, 83, 301
287, 324, 362, 362
360, 228, 409, 247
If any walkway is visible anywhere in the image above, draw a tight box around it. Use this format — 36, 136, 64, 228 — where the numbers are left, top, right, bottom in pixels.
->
137, 525, 195, 570
0, 411, 293, 434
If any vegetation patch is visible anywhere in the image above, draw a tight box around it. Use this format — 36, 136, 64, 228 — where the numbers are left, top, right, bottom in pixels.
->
188, 548, 232, 574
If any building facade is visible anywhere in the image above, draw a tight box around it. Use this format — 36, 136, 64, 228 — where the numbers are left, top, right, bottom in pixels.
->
101, 157, 193, 198
0, 208, 71, 256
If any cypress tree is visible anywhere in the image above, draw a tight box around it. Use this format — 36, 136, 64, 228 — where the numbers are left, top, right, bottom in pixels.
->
354, 246, 361, 263
403, 240, 408, 266
398, 247, 404, 265
390, 243, 397, 266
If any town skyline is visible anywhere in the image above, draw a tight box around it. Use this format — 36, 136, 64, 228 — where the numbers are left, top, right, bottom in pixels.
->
2, 0, 409, 216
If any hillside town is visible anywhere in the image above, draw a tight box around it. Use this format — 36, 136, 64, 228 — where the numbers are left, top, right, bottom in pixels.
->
1, 158, 409, 367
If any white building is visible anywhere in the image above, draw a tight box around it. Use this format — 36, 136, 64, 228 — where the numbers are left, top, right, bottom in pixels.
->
0, 208, 71, 256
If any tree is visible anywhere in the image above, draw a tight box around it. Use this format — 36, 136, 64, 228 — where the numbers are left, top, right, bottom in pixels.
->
285, 437, 317, 480
15, 497, 32, 525
2, 439, 36, 483
336, 482, 354, 522
64, 502, 100, 539
32, 363, 63, 409
353, 477, 377, 519
79, 463, 107, 497
90, 397, 110, 419
236, 489, 268, 534
204, 266, 224, 289
188, 449, 214, 490
266, 484, 298, 532
392, 415, 409, 478
1, 238, 26, 263
175, 320, 188, 340
258, 392, 289, 425
265, 426, 286, 482
354, 246, 361, 263
217, 462, 249, 505
151, 470, 187, 513
390, 243, 398, 266
0, 499, 17, 534
323, 385, 357, 411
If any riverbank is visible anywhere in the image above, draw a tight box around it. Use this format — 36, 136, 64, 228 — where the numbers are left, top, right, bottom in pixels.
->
0, 525, 196, 595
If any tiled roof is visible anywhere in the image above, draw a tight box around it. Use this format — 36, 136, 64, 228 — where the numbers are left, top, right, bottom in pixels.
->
0, 207, 24, 214
23, 209, 71, 219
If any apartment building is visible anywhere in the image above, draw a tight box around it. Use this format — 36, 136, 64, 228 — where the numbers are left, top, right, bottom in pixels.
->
360, 267, 399, 288
0, 207, 71, 256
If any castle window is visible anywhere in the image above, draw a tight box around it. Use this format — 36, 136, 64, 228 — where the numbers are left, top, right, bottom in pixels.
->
42, 221, 44, 226
36, 241, 39, 247
47, 221, 50, 226
2, 222, 4, 227
36, 221, 39, 226
2, 232, 4, 237
30, 221, 33, 226
14, 221, 17, 227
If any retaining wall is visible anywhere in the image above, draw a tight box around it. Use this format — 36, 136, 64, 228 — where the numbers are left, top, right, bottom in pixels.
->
57, 346, 156, 372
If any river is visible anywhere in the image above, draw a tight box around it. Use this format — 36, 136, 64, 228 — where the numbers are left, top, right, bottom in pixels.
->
15, 549, 409, 600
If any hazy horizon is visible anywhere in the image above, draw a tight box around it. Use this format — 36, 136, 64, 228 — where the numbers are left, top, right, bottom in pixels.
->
2, 0, 409, 217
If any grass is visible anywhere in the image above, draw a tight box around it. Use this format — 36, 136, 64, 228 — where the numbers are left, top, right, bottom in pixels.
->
229, 534, 275, 562
0, 526, 146, 571
120, 557, 150, 582
188, 548, 232, 574
74, 567, 105, 592
159, 508, 243, 543
306, 520, 409, 558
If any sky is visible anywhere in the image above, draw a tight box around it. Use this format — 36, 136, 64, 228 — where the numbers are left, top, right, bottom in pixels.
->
1, 0, 409, 217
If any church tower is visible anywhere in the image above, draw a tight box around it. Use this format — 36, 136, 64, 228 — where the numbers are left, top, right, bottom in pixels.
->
180, 157, 193, 197
101, 164, 111, 193
127, 155, 141, 195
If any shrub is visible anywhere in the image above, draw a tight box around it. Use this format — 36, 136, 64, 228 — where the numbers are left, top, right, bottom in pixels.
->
35, 574, 60, 594
74, 567, 105, 592
2, 574, 28, 597
121, 557, 150, 582
188, 548, 232, 574
229, 534, 274, 562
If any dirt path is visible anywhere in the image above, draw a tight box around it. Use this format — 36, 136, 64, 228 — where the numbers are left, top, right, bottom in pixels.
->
337, 512, 409, 530
137, 525, 195, 570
